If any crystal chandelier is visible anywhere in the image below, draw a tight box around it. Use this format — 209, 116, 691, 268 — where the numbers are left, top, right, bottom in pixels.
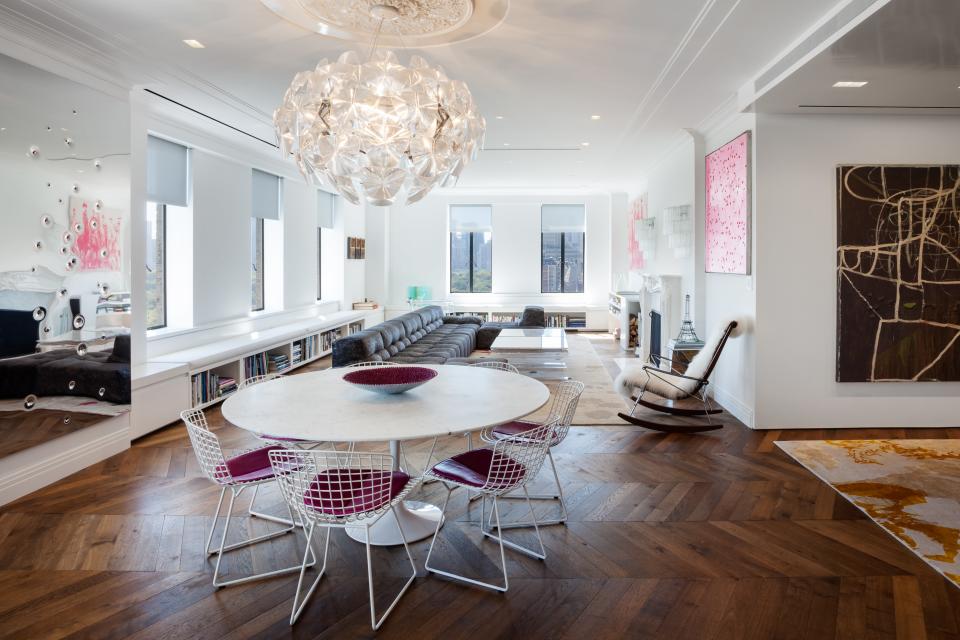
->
273, 9, 485, 206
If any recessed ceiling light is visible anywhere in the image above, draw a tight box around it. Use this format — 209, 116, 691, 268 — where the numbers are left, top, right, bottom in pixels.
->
183, 39, 206, 49
590, 115, 601, 120
581, 142, 590, 147
833, 81, 868, 88
495, 115, 504, 120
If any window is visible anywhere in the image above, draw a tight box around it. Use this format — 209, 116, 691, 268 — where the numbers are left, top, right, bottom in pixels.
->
251, 217, 264, 311
450, 205, 492, 293
251, 169, 280, 311
541, 204, 585, 293
144, 203, 166, 330
145, 135, 189, 330
317, 190, 334, 300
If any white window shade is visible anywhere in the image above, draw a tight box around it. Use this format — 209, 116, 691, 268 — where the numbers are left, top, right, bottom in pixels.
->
450, 205, 492, 232
252, 169, 281, 220
146, 135, 189, 206
541, 204, 585, 233
317, 190, 335, 228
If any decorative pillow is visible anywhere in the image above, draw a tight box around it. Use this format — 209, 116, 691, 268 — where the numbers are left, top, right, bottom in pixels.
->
0, 309, 41, 358
108, 334, 131, 363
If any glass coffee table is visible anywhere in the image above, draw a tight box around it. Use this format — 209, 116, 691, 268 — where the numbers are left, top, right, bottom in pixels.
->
491, 328, 569, 380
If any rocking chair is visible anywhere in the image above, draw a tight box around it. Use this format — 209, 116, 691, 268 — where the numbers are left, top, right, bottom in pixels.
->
614, 319, 744, 433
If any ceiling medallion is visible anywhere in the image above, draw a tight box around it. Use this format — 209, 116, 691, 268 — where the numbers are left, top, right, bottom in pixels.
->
274, 7, 486, 206
260, 0, 508, 47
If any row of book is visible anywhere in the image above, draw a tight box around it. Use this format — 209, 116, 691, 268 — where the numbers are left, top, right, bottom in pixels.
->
243, 352, 268, 379
320, 329, 340, 352
545, 315, 586, 328
191, 371, 237, 406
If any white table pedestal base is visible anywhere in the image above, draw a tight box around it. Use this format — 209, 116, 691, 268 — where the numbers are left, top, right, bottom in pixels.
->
344, 500, 444, 546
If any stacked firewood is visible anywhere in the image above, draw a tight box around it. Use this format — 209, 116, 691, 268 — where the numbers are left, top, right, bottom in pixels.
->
628, 314, 639, 348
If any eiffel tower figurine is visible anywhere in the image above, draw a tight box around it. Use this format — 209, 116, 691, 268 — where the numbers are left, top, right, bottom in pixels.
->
675, 294, 701, 344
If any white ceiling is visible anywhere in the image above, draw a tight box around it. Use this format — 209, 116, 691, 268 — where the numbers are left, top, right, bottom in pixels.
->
751, 0, 960, 115
0, 0, 849, 190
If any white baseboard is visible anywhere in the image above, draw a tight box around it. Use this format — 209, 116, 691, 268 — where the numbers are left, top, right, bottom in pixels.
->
711, 386, 755, 428
0, 414, 130, 506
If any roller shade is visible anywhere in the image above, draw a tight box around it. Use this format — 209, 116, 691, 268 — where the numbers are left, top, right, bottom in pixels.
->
317, 189, 335, 229
146, 135, 189, 206
541, 204, 585, 233
450, 205, 492, 232
252, 169, 281, 220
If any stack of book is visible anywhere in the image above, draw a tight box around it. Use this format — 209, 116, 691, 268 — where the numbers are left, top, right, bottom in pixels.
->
217, 376, 237, 397
353, 300, 379, 310
292, 341, 303, 365
268, 353, 290, 373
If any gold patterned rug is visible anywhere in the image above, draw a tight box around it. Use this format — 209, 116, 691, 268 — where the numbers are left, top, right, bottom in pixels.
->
777, 439, 960, 587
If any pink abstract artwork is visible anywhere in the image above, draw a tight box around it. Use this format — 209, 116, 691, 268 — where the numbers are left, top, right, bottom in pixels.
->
705, 131, 751, 274
628, 194, 647, 270
69, 196, 122, 271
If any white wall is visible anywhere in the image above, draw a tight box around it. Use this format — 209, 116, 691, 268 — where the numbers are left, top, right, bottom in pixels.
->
385, 191, 612, 308
644, 136, 698, 318
700, 114, 758, 427
342, 199, 366, 306
131, 92, 364, 360
754, 112, 960, 428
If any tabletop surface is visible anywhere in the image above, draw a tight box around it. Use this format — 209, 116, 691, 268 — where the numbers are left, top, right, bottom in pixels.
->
491, 328, 568, 352
221, 364, 550, 442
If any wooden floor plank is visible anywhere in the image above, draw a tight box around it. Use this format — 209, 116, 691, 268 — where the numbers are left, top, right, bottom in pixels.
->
0, 343, 957, 638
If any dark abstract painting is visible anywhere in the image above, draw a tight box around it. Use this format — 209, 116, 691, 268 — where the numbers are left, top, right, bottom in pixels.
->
837, 165, 960, 382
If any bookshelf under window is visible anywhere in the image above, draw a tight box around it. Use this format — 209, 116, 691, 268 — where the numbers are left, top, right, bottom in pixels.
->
186, 316, 373, 409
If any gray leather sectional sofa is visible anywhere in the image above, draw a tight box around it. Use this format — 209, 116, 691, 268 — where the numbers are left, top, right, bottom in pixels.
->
332, 306, 484, 367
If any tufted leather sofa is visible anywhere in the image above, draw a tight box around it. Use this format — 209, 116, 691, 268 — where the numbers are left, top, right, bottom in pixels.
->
332, 306, 484, 367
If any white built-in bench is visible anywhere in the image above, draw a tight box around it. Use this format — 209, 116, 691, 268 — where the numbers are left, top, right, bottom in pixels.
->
131, 309, 384, 438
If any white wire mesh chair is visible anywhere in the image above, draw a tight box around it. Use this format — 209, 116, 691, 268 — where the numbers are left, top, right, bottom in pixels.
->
181, 408, 314, 587
469, 360, 520, 374
269, 449, 420, 629
465, 361, 520, 451
423, 418, 560, 592
477, 380, 585, 527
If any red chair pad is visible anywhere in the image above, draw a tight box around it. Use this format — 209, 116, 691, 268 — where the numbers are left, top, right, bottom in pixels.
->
430, 448, 526, 489
221, 446, 282, 483
304, 469, 411, 516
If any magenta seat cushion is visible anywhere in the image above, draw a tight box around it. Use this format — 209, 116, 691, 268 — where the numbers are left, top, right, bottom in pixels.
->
222, 446, 281, 483
304, 469, 411, 516
491, 420, 538, 437
492, 420, 558, 444
430, 448, 526, 489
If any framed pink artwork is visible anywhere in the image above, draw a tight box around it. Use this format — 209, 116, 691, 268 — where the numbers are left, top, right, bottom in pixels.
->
705, 131, 751, 274
68, 196, 123, 271
627, 193, 647, 270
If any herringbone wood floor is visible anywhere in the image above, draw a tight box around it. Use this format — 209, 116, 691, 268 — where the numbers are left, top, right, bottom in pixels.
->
1, 346, 958, 639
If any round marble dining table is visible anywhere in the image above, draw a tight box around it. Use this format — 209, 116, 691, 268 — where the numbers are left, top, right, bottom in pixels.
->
221, 364, 550, 545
